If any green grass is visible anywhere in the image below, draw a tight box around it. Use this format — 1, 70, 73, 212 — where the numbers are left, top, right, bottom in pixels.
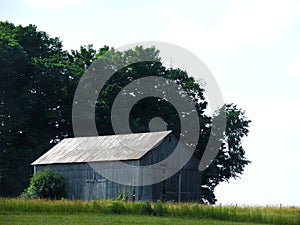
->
0, 198, 299, 225
0, 213, 270, 225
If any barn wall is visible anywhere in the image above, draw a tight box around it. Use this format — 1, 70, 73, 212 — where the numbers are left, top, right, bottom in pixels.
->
35, 133, 201, 202
35, 163, 90, 199
148, 155, 201, 202
180, 155, 202, 202
139, 133, 201, 202
35, 162, 141, 200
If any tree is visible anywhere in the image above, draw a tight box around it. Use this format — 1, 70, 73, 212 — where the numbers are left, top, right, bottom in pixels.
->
0, 21, 251, 203
91, 48, 251, 203
21, 169, 65, 199
199, 104, 251, 203
0, 21, 83, 196
0, 23, 37, 195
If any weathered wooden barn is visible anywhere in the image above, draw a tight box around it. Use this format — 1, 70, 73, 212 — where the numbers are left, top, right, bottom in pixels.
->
32, 131, 201, 202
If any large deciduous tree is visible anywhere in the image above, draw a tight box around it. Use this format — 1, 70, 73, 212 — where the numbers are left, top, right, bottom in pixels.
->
93, 49, 251, 203
0, 21, 81, 195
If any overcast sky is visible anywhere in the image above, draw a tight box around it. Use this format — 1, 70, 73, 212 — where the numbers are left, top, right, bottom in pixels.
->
1, 0, 300, 206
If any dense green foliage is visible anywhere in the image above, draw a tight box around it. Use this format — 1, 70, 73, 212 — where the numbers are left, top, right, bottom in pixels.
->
0, 21, 251, 203
0, 199, 299, 225
0, 21, 80, 196
21, 169, 65, 199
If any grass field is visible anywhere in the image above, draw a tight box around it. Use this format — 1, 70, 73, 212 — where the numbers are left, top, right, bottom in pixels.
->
0, 198, 299, 225
0, 212, 272, 225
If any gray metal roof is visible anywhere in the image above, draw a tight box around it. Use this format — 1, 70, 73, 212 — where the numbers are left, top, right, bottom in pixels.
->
31, 130, 172, 165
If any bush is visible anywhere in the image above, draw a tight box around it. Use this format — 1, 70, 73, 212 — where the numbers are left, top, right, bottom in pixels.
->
21, 169, 65, 199
131, 201, 152, 215
153, 200, 164, 216
144, 201, 153, 215
20, 184, 38, 199
110, 201, 126, 214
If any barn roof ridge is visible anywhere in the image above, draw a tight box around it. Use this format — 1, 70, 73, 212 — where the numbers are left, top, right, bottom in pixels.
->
64, 130, 171, 139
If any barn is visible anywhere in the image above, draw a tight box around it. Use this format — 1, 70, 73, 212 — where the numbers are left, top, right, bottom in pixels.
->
31, 131, 202, 202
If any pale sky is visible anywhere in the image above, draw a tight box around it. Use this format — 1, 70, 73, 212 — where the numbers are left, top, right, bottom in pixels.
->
1, 0, 300, 206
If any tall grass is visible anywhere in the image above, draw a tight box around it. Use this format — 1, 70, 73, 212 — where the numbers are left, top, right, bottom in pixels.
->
0, 198, 299, 225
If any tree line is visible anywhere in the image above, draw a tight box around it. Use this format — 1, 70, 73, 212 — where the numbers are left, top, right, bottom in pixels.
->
0, 21, 251, 203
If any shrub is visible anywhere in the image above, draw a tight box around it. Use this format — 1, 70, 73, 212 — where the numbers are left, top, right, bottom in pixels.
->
153, 200, 164, 216
20, 184, 38, 199
110, 201, 126, 214
144, 201, 153, 214
131, 201, 152, 215
21, 168, 65, 199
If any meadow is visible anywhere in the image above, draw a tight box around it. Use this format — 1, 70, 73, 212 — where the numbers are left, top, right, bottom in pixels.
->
0, 198, 299, 225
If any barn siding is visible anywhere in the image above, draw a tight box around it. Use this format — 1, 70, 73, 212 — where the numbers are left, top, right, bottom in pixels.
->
139, 133, 201, 202
35, 162, 140, 200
